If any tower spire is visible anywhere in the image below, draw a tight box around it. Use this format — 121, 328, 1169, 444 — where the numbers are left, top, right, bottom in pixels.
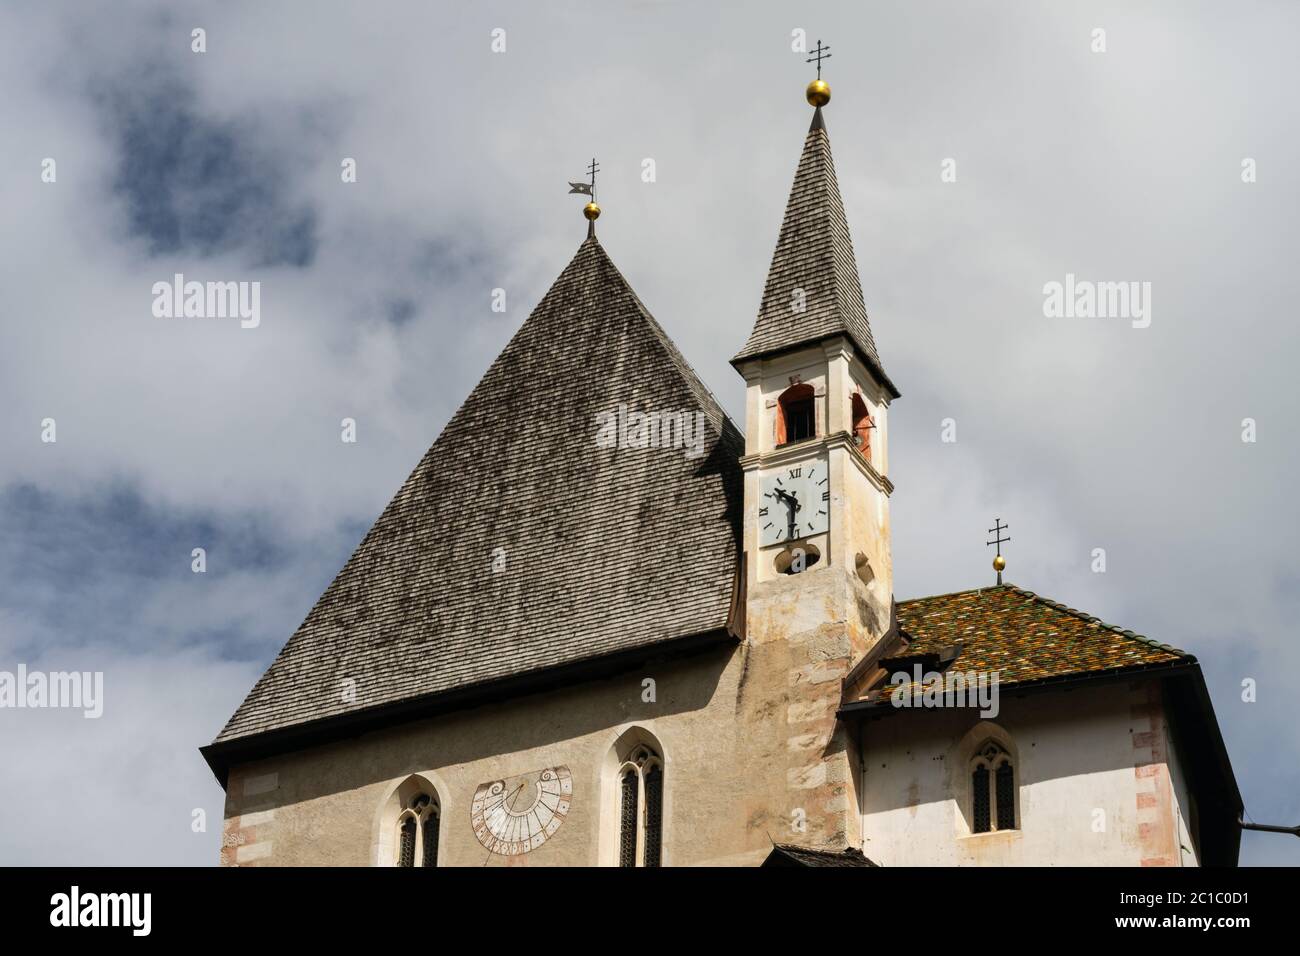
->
731, 50, 898, 398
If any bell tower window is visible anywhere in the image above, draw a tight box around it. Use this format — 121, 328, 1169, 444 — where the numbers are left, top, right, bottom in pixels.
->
851, 393, 874, 459
776, 383, 816, 446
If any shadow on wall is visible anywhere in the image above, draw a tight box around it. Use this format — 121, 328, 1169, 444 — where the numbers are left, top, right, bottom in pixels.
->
221, 643, 735, 838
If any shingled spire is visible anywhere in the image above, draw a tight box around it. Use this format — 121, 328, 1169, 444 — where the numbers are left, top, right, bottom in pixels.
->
732, 106, 899, 398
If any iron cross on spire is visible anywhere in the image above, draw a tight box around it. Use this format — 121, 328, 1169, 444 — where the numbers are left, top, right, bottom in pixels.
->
986, 518, 1011, 585
806, 40, 831, 79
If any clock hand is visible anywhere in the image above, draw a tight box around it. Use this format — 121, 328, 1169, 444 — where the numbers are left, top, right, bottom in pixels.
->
773, 487, 802, 538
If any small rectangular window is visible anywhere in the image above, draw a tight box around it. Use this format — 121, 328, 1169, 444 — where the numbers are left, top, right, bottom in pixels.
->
971, 766, 991, 834
643, 765, 663, 867
995, 762, 1016, 831
398, 816, 417, 867
422, 813, 440, 867
785, 399, 814, 443
618, 770, 638, 867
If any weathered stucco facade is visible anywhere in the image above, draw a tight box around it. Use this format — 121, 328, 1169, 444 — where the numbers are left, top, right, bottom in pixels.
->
220, 631, 858, 867
857, 679, 1200, 866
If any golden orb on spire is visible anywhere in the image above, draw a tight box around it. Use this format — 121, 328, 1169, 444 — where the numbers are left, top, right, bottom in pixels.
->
993, 555, 1007, 573
583, 201, 601, 221
806, 78, 831, 107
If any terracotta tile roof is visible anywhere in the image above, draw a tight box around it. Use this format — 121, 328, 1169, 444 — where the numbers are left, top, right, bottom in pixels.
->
855, 584, 1186, 702
731, 109, 898, 398
213, 235, 744, 745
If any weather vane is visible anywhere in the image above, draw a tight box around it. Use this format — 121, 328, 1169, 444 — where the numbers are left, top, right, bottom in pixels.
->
986, 518, 1010, 585
805, 40, 832, 108
567, 157, 601, 234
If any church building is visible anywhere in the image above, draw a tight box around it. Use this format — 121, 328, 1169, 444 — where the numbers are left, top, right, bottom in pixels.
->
201, 66, 1242, 867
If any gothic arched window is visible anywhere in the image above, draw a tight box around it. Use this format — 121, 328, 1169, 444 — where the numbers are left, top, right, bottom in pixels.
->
776, 383, 815, 446
970, 741, 1016, 834
616, 745, 664, 867
396, 792, 441, 867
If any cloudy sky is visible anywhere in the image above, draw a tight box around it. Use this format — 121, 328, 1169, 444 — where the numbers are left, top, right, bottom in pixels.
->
1, 0, 1296, 866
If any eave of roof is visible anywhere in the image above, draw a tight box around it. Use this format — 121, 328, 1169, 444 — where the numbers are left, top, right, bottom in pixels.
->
202, 626, 739, 788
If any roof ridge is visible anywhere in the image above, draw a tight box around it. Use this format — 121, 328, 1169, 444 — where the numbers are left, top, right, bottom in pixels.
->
896, 583, 1011, 604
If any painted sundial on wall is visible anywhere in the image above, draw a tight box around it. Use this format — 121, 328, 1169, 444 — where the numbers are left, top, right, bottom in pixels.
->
470, 766, 572, 855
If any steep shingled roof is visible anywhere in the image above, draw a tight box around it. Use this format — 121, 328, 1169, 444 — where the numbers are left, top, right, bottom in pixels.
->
852, 584, 1187, 703
731, 108, 898, 398
213, 235, 744, 745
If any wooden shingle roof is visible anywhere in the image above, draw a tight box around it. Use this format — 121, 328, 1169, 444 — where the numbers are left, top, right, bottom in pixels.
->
731, 108, 898, 398
213, 235, 744, 745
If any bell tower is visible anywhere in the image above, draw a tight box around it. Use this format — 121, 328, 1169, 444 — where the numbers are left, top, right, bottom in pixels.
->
729, 52, 901, 851
731, 54, 900, 643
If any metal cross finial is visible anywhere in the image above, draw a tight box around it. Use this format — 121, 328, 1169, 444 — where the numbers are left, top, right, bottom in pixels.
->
587, 157, 600, 201
806, 40, 831, 79
986, 518, 1011, 585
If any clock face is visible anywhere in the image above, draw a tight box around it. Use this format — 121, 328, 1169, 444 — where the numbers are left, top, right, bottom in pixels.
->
759, 459, 829, 546
470, 766, 572, 856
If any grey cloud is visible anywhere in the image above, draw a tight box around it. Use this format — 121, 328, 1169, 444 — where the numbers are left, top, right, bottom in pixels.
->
0, 0, 1295, 864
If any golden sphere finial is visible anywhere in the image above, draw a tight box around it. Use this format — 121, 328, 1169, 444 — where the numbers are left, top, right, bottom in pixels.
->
806, 79, 831, 108
583, 201, 601, 221
993, 555, 1007, 572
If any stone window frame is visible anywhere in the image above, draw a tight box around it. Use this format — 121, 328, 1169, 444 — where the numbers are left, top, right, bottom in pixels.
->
969, 740, 1017, 835
601, 726, 668, 866
374, 772, 447, 867
953, 722, 1022, 839
395, 792, 441, 867
616, 745, 664, 867
850, 390, 875, 462
775, 382, 817, 446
